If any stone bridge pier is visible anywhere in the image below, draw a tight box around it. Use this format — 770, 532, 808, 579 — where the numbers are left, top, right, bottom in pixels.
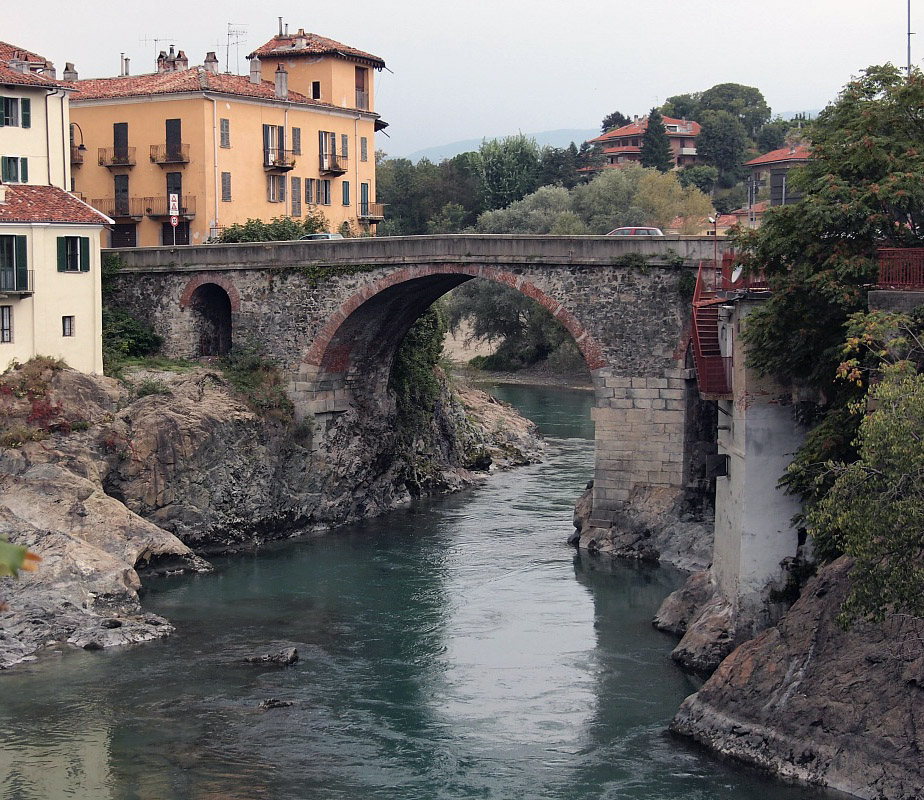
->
106, 234, 730, 525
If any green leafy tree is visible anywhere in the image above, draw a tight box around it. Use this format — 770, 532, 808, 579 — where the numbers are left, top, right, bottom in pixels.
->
639, 108, 674, 173
755, 120, 790, 153
699, 82, 771, 135
571, 165, 647, 233
697, 110, 750, 185
635, 170, 715, 232
426, 202, 469, 234
537, 143, 581, 189
661, 92, 702, 121
389, 303, 448, 416
215, 213, 328, 242
475, 186, 583, 234
678, 164, 719, 194
475, 134, 542, 211
601, 110, 630, 132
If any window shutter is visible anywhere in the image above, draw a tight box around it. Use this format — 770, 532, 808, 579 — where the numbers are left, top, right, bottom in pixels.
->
0, 98, 4, 127
267, 175, 273, 202
221, 172, 231, 202
57, 237, 67, 272
220, 118, 230, 148
21, 98, 30, 129
14, 235, 27, 289
341, 134, 348, 159
280, 175, 285, 202
361, 137, 368, 162
79, 237, 90, 272
292, 127, 301, 155
19, 158, 27, 183
342, 180, 350, 205
0, 158, 8, 182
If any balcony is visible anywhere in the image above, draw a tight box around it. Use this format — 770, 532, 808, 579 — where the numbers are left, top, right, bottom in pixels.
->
142, 195, 196, 218
150, 143, 190, 165
70, 145, 85, 166
877, 248, 924, 289
90, 197, 146, 219
98, 147, 137, 168
358, 201, 385, 221
0, 269, 33, 295
263, 148, 296, 171
355, 89, 369, 110
319, 154, 348, 175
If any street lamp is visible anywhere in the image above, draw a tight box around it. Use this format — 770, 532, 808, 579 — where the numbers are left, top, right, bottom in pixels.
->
70, 122, 87, 152
708, 215, 718, 267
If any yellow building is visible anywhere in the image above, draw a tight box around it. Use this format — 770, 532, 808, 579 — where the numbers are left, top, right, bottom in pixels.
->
0, 42, 108, 374
70, 23, 386, 247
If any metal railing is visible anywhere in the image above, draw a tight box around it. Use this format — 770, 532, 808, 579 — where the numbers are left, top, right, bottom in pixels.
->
143, 195, 196, 217
150, 143, 190, 164
355, 89, 369, 110
0, 269, 33, 294
691, 260, 732, 398
877, 248, 924, 289
98, 146, 136, 167
358, 201, 385, 220
90, 196, 196, 218
319, 154, 348, 174
263, 148, 296, 170
70, 145, 84, 165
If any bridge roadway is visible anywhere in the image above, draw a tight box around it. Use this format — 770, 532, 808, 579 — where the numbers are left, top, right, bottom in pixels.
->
107, 234, 732, 525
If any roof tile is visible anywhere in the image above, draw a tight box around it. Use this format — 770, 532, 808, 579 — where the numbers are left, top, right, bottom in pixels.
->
745, 145, 811, 167
249, 30, 384, 68
592, 115, 700, 144
0, 185, 110, 225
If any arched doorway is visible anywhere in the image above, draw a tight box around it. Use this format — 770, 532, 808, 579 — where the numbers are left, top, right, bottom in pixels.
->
189, 283, 232, 356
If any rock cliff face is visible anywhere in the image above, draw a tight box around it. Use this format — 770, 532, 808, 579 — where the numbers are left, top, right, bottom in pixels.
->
670, 557, 924, 799
0, 363, 542, 667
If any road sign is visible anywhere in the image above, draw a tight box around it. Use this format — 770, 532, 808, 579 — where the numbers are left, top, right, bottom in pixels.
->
168, 192, 179, 215
170, 215, 178, 228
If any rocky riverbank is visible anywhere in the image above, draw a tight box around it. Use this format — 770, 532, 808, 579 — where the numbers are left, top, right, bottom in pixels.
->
0, 360, 543, 668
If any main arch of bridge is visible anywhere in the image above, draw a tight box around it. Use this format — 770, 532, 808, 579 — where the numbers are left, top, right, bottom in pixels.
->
106, 235, 727, 523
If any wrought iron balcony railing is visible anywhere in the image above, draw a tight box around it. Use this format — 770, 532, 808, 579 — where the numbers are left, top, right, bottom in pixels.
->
319, 154, 348, 174
70, 145, 84, 165
91, 197, 146, 218
358, 201, 385, 220
877, 248, 924, 289
143, 195, 196, 217
98, 147, 137, 168
263, 148, 296, 170
355, 89, 369, 110
150, 143, 190, 164
0, 269, 33, 295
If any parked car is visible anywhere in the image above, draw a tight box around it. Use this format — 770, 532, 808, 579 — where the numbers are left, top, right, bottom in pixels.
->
299, 232, 344, 240
606, 226, 664, 236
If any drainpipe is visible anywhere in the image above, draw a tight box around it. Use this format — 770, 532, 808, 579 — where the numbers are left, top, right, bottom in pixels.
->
209, 95, 219, 235
354, 114, 360, 222
284, 105, 289, 217
60, 91, 69, 188
44, 89, 55, 184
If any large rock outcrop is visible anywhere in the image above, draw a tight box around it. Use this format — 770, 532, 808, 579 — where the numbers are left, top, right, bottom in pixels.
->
670, 557, 924, 799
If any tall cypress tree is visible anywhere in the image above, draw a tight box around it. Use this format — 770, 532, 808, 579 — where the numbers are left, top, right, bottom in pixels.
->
640, 108, 674, 172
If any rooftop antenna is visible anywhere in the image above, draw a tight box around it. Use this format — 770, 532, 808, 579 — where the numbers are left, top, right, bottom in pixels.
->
225, 23, 247, 74
908, 0, 915, 76
140, 35, 176, 69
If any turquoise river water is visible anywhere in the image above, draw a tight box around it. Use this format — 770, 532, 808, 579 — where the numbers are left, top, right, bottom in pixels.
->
0, 385, 849, 799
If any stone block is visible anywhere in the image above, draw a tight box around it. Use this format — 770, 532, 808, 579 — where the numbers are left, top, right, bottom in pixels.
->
628, 388, 660, 400
651, 399, 666, 410
633, 398, 653, 409
605, 376, 632, 388
659, 389, 686, 400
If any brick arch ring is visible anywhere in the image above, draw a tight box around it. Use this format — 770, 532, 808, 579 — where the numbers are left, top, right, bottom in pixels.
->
179, 273, 242, 312
302, 264, 609, 371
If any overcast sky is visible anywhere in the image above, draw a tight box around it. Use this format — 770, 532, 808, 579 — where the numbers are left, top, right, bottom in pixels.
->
7, 1, 921, 157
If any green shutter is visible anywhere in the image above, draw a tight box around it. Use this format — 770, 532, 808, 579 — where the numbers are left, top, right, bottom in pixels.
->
19, 158, 27, 183
21, 98, 30, 129
1, 158, 9, 182
79, 237, 90, 272
57, 237, 67, 272
0, 98, 5, 127
14, 235, 27, 290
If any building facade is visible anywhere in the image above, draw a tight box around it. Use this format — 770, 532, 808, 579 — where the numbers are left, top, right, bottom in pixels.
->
589, 115, 701, 170
70, 24, 385, 248
0, 43, 108, 374
744, 144, 810, 208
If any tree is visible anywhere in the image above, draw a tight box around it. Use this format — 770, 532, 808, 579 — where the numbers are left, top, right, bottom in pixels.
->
755, 120, 789, 153
214, 213, 328, 242
639, 108, 673, 173
537, 144, 580, 189
475, 186, 583, 234
426, 203, 468, 234
475, 134, 542, 211
661, 92, 701, 121
571, 165, 647, 233
635, 170, 714, 232
696, 110, 749, 185
699, 82, 771, 136
678, 164, 719, 195
601, 110, 630, 132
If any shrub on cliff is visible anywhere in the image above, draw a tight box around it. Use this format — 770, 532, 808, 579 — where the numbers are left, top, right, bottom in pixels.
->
220, 343, 294, 423
389, 303, 447, 419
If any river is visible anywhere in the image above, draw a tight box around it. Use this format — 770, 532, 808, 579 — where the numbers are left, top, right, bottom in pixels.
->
0, 385, 847, 799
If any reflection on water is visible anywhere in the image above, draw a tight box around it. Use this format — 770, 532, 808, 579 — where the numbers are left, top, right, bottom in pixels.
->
0, 386, 846, 800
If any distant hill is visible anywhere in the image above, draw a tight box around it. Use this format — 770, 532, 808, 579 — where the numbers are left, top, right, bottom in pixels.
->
403, 128, 599, 163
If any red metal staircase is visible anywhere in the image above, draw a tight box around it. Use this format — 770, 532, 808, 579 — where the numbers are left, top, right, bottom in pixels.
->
691, 258, 732, 398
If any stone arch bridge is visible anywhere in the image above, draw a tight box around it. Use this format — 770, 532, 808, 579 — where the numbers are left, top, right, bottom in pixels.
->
107, 234, 730, 525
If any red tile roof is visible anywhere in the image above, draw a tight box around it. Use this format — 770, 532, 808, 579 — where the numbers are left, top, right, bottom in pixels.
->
72, 68, 317, 105
249, 30, 385, 68
0, 41, 50, 67
0, 62, 70, 89
745, 145, 811, 167
0, 185, 110, 225
592, 115, 700, 144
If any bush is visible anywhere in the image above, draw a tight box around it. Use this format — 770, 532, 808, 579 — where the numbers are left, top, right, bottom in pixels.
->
220, 343, 293, 423
134, 379, 172, 398
103, 307, 163, 375
390, 303, 448, 417
213, 213, 329, 243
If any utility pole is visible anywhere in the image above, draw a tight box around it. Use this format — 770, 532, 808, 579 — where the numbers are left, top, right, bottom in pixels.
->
909, 0, 915, 77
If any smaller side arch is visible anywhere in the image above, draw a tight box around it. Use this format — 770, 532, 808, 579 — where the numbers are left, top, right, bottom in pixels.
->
179, 273, 241, 312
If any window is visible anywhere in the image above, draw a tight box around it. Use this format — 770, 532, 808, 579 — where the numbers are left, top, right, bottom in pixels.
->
341, 134, 349, 160
0, 97, 29, 128
291, 127, 301, 155
0, 235, 27, 292
219, 118, 230, 148
221, 171, 232, 202
305, 178, 314, 205
319, 179, 331, 205
161, 221, 189, 245
263, 124, 286, 166
360, 137, 368, 162
342, 180, 350, 206
62, 316, 75, 337
268, 174, 286, 202
1, 306, 11, 343
311, 81, 321, 100
57, 236, 90, 272
1, 156, 28, 183
110, 224, 137, 248
291, 177, 302, 216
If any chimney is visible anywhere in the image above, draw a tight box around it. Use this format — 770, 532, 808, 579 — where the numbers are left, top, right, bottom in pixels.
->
63, 62, 78, 81
175, 49, 188, 70
285, 23, 289, 35
119, 53, 125, 76
275, 63, 288, 100
278, 16, 283, 36
204, 51, 219, 73
249, 55, 262, 84
157, 50, 168, 73
123, 56, 130, 76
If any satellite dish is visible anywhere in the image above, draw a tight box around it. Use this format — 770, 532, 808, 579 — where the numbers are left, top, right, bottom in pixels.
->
731, 265, 743, 284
